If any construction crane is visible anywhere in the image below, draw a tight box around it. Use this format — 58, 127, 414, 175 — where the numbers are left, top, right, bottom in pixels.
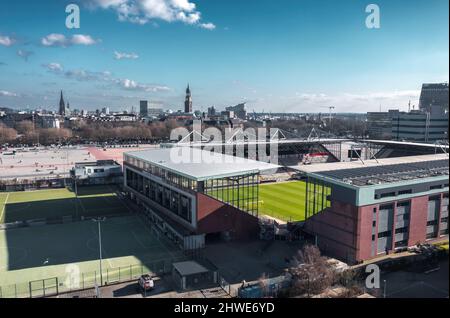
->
319, 106, 335, 122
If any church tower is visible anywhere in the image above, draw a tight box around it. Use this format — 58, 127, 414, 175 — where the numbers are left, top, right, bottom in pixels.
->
59, 90, 66, 116
184, 84, 192, 113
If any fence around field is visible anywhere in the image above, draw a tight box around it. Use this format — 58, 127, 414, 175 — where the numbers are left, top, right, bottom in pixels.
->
0, 258, 187, 298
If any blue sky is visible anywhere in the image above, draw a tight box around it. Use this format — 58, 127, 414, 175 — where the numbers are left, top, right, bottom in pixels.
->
0, 0, 448, 113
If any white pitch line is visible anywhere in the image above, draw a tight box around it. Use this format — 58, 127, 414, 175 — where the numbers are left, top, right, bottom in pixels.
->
0, 193, 10, 223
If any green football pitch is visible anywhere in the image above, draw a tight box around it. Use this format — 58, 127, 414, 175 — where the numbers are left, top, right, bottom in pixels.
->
0, 186, 129, 224
209, 180, 329, 222
0, 215, 184, 297
258, 181, 308, 221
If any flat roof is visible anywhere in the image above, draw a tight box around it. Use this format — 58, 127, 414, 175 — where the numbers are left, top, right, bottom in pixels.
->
364, 139, 449, 149
294, 154, 449, 187
125, 148, 280, 181
173, 261, 210, 276
292, 154, 449, 174
163, 138, 350, 148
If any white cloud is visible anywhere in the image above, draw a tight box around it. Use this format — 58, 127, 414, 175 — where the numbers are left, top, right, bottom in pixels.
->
0, 90, 18, 97
199, 22, 216, 30
71, 34, 98, 45
84, 0, 215, 29
0, 35, 15, 46
41, 62, 170, 92
278, 90, 422, 113
42, 63, 64, 73
41, 34, 99, 47
116, 78, 170, 92
17, 49, 34, 61
114, 51, 139, 60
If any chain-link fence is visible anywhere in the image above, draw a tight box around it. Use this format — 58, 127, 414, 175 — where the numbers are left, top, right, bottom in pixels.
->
0, 258, 187, 298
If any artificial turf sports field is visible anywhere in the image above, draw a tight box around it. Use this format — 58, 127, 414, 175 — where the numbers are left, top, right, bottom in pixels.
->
0, 187, 183, 297
0, 185, 128, 224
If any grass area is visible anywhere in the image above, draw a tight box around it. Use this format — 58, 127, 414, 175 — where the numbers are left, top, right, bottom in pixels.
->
209, 180, 329, 222
0, 215, 184, 297
0, 186, 128, 224
258, 181, 308, 221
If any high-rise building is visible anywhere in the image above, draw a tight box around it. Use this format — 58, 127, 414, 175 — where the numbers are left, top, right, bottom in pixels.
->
184, 84, 193, 113
419, 83, 449, 113
140, 100, 148, 117
226, 103, 247, 120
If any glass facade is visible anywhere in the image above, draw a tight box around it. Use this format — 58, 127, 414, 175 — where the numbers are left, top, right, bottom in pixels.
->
204, 173, 259, 217
305, 177, 332, 219
125, 168, 193, 223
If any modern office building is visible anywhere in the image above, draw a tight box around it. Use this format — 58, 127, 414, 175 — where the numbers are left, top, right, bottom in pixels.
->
391, 109, 448, 142
140, 100, 149, 117
419, 83, 449, 113
123, 148, 279, 249
366, 111, 393, 140
367, 108, 448, 143
226, 103, 247, 120
298, 154, 449, 264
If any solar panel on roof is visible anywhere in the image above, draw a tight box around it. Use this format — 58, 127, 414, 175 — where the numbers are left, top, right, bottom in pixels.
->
316, 159, 449, 186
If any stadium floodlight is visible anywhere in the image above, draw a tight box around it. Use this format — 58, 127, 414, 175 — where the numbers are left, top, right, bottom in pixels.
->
92, 217, 106, 286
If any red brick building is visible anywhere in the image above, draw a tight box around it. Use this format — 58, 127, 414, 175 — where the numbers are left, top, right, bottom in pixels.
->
301, 154, 449, 264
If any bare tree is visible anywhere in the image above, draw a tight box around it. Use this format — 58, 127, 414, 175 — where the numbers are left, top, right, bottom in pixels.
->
0, 124, 17, 144
288, 244, 336, 297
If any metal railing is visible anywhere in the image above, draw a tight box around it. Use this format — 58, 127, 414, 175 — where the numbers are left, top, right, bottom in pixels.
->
0, 258, 187, 298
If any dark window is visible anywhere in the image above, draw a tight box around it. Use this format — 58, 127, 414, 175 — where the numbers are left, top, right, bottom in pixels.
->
429, 195, 441, 201
380, 204, 394, 210
441, 217, 448, 223
373, 208, 377, 213
427, 220, 437, 226
397, 201, 410, 207
372, 221, 376, 227
426, 232, 437, 239
398, 189, 412, 195
395, 240, 408, 248
380, 192, 396, 199
378, 231, 391, 238
395, 227, 408, 234
372, 234, 376, 241
430, 185, 442, 190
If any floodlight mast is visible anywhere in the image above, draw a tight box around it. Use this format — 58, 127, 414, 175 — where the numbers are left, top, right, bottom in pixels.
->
92, 217, 106, 287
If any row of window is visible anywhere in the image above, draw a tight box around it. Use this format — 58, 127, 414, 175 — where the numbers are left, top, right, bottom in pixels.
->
124, 155, 198, 191
375, 187, 448, 200
126, 168, 193, 223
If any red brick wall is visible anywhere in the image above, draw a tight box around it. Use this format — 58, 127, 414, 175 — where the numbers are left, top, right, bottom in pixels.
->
356, 204, 377, 261
304, 193, 447, 264
196, 193, 260, 240
303, 201, 359, 263
408, 195, 429, 245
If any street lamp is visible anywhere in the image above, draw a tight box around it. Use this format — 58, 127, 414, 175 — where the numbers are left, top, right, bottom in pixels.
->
92, 217, 106, 287
383, 279, 387, 298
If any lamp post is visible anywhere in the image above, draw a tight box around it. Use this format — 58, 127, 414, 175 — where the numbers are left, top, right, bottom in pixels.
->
92, 217, 106, 286
383, 279, 387, 298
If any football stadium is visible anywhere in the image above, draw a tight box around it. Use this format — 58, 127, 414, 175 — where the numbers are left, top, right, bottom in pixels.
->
0, 139, 448, 297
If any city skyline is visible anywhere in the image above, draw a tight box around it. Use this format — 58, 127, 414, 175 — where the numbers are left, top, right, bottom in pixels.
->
0, 0, 449, 112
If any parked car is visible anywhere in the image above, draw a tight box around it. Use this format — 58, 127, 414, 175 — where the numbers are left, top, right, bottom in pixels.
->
137, 274, 154, 292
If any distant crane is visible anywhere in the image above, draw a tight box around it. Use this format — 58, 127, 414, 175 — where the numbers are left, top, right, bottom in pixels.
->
319, 106, 335, 122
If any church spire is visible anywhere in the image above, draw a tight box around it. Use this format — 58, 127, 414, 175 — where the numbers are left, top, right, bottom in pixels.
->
59, 90, 66, 116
